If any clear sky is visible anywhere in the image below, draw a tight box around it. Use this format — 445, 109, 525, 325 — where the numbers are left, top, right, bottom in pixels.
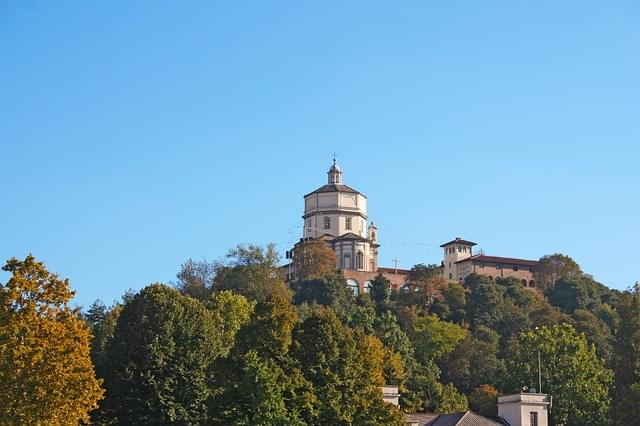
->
2, 1, 639, 308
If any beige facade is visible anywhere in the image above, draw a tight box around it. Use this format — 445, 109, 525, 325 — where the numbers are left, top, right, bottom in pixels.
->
297, 162, 379, 273
285, 162, 411, 294
441, 237, 539, 290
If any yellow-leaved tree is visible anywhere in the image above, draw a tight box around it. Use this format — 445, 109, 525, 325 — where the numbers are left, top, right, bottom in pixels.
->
0, 255, 104, 425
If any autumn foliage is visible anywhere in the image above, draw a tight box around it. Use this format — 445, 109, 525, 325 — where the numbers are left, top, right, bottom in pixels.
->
0, 255, 104, 425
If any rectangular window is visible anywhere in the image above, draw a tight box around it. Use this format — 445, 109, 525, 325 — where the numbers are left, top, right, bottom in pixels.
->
324, 216, 331, 230
307, 219, 311, 231
479, 263, 485, 268
345, 217, 352, 230
530, 412, 538, 426
513, 266, 519, 271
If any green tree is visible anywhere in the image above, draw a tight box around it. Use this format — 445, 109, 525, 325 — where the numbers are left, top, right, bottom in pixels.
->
292, 308, 403, 425
400, 263, 446, 307
369, 273, 392, 313
373, 310, 415, 362
573, 308, 613, 364
292, 272, 354, 320
349, 295, 377, 334
411, 314, 467, 364
440, 327, 501, 394
546, 276, 605, 314
612, 283, 640, 425
0, 255, 104, 425
215, 243, 290, 302
206, 290, 254, 358
534, 253, 581, 291
86, 299, 108, 326
465, 274, 504, 329
503, 324, 612, 426
209, 293, 313, 425
468, 385, 498, 417
430, 283, 467, 324
175, 258, 217, 300
403, 362, 468, 414
90, 304, 122, 383
102, 284, 219, 424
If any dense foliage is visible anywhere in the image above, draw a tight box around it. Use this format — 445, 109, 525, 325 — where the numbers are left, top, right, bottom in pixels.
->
0, 256, 103, 425
2, 243, 638, 424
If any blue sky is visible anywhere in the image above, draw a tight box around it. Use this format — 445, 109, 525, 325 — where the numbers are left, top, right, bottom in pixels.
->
1, 1, 639, 308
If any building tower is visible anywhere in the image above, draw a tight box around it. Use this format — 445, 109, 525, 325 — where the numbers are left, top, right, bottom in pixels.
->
299, 161, 379, 272
441, 237, 476, 281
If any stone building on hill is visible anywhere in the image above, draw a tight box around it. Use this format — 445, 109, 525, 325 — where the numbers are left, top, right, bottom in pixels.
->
284, 162, 540, 293
441, 237, 539, 290
284, 161, 408, 294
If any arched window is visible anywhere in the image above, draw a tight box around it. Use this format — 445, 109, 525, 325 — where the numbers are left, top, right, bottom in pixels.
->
522, 279, 527, 287
529, 280, 536, 288
364, 281, 373, 293
347, 279, 359, 296
356, 251, 364, 269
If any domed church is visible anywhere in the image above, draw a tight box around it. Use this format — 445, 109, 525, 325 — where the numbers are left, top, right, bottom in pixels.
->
285, 161, 408, 294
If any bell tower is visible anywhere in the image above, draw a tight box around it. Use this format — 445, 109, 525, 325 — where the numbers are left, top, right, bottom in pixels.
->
441, 237, 476, 281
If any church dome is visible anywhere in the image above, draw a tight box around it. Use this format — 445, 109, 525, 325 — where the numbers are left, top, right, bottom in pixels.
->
329, 163, 341, 173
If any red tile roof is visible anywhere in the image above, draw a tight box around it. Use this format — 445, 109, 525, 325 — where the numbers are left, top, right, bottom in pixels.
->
455, 255, 537, 267
440, 238, 477, 247
304, 184, 361, 197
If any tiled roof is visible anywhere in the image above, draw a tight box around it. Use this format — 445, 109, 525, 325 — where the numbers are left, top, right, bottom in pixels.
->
455, 255, 537, 267
440, 238, 477, 247
304, 184, 361, 197
404, 413, 438, 425
426, 411, 506, 426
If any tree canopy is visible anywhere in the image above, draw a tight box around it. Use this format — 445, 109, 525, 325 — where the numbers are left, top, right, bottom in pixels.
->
0, 255, 104, 425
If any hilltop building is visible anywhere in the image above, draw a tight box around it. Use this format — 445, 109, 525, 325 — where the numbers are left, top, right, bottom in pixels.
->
441, 237, 538, 289
285, 161, 408, 294
285, 162, 540, 293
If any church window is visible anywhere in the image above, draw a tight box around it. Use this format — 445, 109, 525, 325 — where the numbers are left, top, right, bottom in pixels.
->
345, 217, 352, 230
530, 412, 538, 426
356, 251, 364, 269
344, 254, 351, 269
449, 273, 452, 279
307, 219, 311, 231
529, 280, 536, 288
324, 216, 330, 229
